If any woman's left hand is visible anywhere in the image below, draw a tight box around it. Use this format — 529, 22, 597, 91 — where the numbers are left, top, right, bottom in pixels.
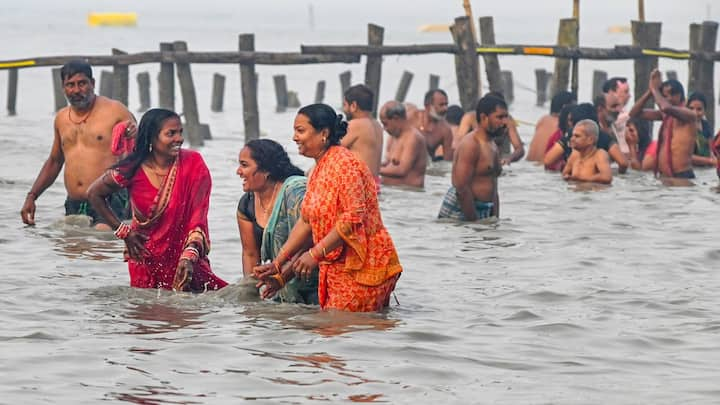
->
292, 251, 317, 281
173, 259, 194, 291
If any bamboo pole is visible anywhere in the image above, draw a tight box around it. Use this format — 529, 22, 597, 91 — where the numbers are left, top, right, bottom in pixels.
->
573, 0, 580, 19
638, 0, 645, 22
462, 0, 478, 45
239, 34, 260, 141
365, 24, 384, 117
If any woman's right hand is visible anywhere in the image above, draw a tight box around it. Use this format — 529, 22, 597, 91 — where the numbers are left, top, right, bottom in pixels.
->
124, 230, 150, 260
252, 262, 277, 280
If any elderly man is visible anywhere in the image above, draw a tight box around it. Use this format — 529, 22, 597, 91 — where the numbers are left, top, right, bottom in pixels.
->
438, 95, 508, 221
379, 101, 427, 188
21, 60, 134, 229
629, 69, 697, 179
562, 119, 612, 184
414, 89, 453, 161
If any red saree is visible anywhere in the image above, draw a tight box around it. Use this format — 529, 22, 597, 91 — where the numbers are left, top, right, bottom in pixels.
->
111, 149, 227, 291
302, 146, 402, 312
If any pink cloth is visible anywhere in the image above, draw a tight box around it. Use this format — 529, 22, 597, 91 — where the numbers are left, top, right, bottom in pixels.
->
111, 121, 135, 156
544, 128, 564, 171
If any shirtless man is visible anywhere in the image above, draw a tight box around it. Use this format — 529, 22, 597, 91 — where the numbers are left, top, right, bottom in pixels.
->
527, 91, 575, 161
378, 101, 427, 188
603, 77, 632, 154
341, 84, 384, 180
562, 120, 612, 184
629, 70, 697, 179
20, 60, 135, 229
438, 95, 508, 221
415, 89, 453, 161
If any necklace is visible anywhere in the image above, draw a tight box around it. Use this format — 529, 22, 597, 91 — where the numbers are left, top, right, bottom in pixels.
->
67, 98, 96, 125
257, 182, 280, 215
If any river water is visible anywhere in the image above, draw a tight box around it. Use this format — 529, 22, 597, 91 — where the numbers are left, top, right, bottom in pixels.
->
2, 1, 720, 403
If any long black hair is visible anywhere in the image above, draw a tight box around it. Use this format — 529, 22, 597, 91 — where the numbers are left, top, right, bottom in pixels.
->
297, 103, 348, 146
113, 108, 180, 179
244, 139, 304, 181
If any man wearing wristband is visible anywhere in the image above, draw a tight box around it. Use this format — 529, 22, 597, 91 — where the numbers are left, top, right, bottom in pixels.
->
21, 60, 135, 229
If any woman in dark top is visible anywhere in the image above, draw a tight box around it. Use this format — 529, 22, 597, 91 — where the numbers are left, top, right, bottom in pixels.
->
236, 139, 317, 304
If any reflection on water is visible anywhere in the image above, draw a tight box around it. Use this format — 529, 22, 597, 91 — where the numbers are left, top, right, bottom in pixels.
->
124, 302, 208, 335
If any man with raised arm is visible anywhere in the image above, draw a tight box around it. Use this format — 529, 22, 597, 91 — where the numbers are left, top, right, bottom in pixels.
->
378, 101, 427, 188
438, 95, 508, 221
628, 69, 697, 179
21, 60, 135, 229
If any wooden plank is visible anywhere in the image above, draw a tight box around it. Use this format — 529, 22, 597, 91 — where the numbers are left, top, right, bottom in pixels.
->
394, 70, 413, 102
550, 18, 579, 97
173, 41, 204, 146
535, 68, 549, 106
158, 42, 175, 110
239, 34, 260, 141
451, 16, 479, 111
314, 80, 326, 103
429, 74, 440, 91
273, 74, 289, 112
698, 21, 718, 127
136, 71, 151, 112
52, 67, 66, 112
632, 21, 662, 106
211, 73, 225, 112
592, 70, 608, 101
111, 48, 129, 106
479, 16, 502, 93
6, 68, 18, 115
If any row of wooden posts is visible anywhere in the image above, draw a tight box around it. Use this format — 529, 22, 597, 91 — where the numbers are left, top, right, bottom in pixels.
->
2, 16, 719, 145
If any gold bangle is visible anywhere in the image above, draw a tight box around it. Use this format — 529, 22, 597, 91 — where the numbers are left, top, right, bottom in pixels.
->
308, 248, 318, 261
272, 261, 281, 273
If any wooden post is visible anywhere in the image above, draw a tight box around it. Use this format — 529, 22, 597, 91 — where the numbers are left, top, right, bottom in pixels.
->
239, 34, 260, 141
592, 70, 608, 100
136, 72, 151, 112
638, 0, 645, 22
111, 48, 129, 107
287, 91, 301, 108
535, 68, 549, 106
665, 70, 678, 81
688, 23, 702, 95
478, 16, 502, 94
450, 16, 480, 111
500, 71, 514, 104
314, 80, 326, 103
7, 69, 18, 116
158, 42, 175, 110
99, 70, 114, 98
550, 18, 579, 97
698, 21, 718, 127
339, 70, 351, 103
273, 74, 289, 112
173, 41, 204, 146
210, 73, 225, 112
364, 24, 384, 117
52, 68, 66, 112
394, 70, 413, 102
429, 74, 440, 91
631, 21, 661, 107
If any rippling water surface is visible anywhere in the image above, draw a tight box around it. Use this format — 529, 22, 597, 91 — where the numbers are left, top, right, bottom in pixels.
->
2, 1, 720, 403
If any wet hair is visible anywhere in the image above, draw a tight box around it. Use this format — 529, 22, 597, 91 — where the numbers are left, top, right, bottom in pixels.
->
244, 139, 304, 181
627, 117, 651, 157
550, 90, 576, 114
558, 104, 573, 134
569, 103, 598, 125
424, 88, 448, 106
113, 108, 180, 179
446, 105, 464, 125
475, 95, 507, 120
661, 79, 685, 101
687, 91, 707, 108
297, 103, 348, 146
343, 84, 374, 111
574, 119, 599, 140
383, 101, 406, 119
60, 60, 93, 82
602, 77, 627, 93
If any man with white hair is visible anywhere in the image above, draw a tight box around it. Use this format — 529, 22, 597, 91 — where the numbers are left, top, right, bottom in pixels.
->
562, 119, 613, 184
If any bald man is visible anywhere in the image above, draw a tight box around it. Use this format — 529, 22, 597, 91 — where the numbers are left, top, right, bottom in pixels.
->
379, 101, 427, 188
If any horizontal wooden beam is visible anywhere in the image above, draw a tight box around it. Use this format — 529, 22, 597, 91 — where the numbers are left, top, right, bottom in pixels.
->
301, 44, 458, 55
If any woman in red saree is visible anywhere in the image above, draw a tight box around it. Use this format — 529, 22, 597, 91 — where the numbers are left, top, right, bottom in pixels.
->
87, 108, 227, 292
254, 103, 402, 312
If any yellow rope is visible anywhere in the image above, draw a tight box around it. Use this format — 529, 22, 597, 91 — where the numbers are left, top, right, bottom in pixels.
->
0, 60, 35, 68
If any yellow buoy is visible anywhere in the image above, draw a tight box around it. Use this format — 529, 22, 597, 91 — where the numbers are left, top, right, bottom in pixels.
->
87, 12, 137, 27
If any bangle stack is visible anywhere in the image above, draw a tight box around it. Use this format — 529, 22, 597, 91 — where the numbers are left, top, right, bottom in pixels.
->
181, 246, 200, 262
114, 223, 131, 239
272, 272, 285, 288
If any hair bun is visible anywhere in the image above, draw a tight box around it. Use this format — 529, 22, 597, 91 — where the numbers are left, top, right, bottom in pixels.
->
335, 114, 348, 139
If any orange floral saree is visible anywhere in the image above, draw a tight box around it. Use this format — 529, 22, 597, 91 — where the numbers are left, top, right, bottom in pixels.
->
111, 149, 227, 291
302, 146, 402, 311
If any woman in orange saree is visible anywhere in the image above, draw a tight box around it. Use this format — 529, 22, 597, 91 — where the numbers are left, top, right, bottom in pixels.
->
254, 104, 402, 312
87, 109, 227, 292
